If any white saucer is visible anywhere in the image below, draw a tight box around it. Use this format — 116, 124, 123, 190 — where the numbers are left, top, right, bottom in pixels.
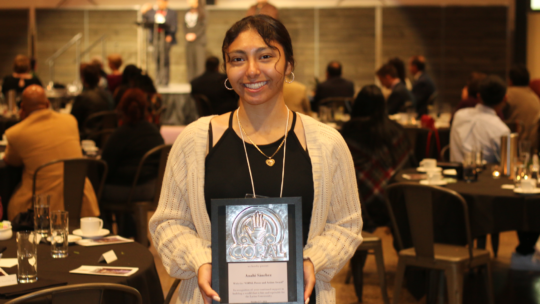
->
72, 229, 110, 239
46, 235, 82, 243
513, 188, 540, 195
419, 179, 447, 186
417, 167, 442, 172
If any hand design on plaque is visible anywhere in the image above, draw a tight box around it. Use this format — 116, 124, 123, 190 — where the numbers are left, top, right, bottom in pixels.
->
245, 212, 267, 244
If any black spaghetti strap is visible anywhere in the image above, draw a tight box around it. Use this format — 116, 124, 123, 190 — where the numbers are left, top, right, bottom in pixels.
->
290, 111, 297, 131
208, 122, 214, 149
228, 110, 235, 128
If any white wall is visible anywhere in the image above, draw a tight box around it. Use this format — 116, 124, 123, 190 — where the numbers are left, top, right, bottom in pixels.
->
0, 0, 510, 9
528, 12, 540, 80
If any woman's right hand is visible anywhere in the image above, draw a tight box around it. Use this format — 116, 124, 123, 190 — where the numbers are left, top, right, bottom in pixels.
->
198, 263, 221, 304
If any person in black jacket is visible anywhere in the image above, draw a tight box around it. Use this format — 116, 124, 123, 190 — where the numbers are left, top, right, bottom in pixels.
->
71, 64, 113, 134
142, 0, 178, 85
190, 56, 238, 115
376, 63, 415, 115
312, 61, 355, 112
409, 55, 436, 116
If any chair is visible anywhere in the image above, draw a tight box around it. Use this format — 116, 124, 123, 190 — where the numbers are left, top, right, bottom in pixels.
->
101, 144, 172, 245
164, 279, 181, 304
345, 231, 390, 304
192, 94, 215, 117
440, 145, 450, 162
33, 158, 108, 228
84, 110, 119, 135
385, 182, 493, 304
5, 283, 142, 304
85, 128, 115, 149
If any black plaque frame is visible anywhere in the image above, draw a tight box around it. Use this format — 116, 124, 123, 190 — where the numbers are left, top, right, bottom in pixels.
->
211, 197, 304, 304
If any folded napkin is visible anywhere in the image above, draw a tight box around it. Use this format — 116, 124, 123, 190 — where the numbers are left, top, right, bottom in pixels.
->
0, 279, 67, 298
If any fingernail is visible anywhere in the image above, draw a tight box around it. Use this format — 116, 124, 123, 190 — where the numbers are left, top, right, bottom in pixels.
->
305, 298, 310, 304
213, 296, 221, 302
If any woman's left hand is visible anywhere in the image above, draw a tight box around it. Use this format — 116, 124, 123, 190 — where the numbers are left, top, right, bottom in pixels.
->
303, 259, 315, 303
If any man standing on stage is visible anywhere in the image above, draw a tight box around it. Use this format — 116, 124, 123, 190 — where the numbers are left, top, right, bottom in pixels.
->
184, 0, 206, 81
142, 0, 178, 86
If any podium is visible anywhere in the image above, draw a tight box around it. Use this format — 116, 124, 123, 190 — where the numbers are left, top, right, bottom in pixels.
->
136, 21, 170, 86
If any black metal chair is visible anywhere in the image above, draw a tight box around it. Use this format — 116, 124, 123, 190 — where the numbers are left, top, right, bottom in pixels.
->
192, 94, 214, 117
33, 158, 108, 228
5, 283, 142, 304
164, 279, 181, 304
83, 110, 118, 136
101, 144, 171, 245
385, 182, 494, 304
440, 144, 450, 162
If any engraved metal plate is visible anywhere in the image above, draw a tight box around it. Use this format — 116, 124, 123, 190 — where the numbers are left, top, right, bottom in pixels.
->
226, 204, 289, 263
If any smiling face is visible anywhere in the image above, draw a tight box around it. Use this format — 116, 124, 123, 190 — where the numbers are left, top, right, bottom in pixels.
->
225, 29, 292, 107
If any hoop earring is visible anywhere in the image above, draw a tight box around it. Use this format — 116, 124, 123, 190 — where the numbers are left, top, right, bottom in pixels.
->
224, 78, 234, 90
285, 72, 295, 84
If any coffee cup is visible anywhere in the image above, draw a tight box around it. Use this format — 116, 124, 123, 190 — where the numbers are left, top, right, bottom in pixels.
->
80, 217, 103, 235
427, 171, 443, 183
521, 179, 536, 191
420, 158, 437, 169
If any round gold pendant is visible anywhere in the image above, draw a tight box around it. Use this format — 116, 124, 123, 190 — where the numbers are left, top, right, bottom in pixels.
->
266, 159, 275, 167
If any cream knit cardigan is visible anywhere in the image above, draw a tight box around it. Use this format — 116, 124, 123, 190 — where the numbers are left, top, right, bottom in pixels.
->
149, 113, 363, 304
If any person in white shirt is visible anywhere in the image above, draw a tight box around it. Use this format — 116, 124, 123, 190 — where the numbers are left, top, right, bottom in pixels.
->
450, 75, 510, 163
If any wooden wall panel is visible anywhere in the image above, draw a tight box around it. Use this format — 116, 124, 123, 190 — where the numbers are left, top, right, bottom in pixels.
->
36, 10, 84, 85
319, 8, 375, 92
0, 10, 28, 85
382, 6, 507, 107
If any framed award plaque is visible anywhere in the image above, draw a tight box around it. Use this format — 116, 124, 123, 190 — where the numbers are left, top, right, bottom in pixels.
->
211, 197, 304, 304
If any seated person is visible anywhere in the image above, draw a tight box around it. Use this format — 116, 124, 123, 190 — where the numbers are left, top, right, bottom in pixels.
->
341, 84, 412, 303
101, 88, 165, 203
452, 72, 503, 122
3, 85, 99, 221
106, 54, 123, 94
409, 55, 436, 116
113, 64, 142, 107
190, 56, 238, 115
312, 61, 355, 112
450, 75, 510, 163
71, 63, 114, 134
283, 80, 311, 115
376, 63, 415, 115
2, 55, 42, 104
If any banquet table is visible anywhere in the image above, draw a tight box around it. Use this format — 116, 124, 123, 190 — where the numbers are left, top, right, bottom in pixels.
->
403, 126, 450, 162
395, 167, 540, 238
0, 238, 163, 303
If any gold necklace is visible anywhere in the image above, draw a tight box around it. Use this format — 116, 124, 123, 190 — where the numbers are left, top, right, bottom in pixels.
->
237, 111, 289, 167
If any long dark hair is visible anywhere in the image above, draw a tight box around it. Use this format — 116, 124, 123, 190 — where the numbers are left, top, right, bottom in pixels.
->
221, 15, 295, 73
341, 85, 397, 151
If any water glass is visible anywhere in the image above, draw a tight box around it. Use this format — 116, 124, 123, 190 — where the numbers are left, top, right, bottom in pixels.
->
16, 231, 38, 283
519, 140, 531, 164
33, 195, 50, 238
50, 211, 69, 258
462, 151, 477, 182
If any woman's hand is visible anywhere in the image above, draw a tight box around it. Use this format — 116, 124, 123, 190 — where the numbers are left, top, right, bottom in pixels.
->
303, 259, 316, 303
198, 263, 221, 304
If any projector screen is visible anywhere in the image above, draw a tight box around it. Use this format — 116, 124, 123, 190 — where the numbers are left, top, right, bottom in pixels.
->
533, 0, 540, 10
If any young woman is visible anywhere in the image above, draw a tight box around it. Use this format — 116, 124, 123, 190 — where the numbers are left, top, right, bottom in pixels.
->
150, 15, 362, 304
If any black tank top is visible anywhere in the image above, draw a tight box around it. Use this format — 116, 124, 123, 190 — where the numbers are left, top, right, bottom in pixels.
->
204, 111, 314, 245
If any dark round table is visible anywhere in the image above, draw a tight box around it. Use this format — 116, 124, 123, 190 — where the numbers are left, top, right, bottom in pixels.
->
0, 238, 163, 303
396, 167, 540, 237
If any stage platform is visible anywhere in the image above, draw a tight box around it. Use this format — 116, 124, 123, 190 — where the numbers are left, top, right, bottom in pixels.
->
157, 83, 197, 126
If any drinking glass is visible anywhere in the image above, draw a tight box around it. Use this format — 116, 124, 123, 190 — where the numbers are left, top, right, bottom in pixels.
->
519, 140, 531, 164
33, 195, 50, 238
514, 164, 528, 189
50, 211, 69, 258
16, 231, 38, 283
462, 151, 477, 182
